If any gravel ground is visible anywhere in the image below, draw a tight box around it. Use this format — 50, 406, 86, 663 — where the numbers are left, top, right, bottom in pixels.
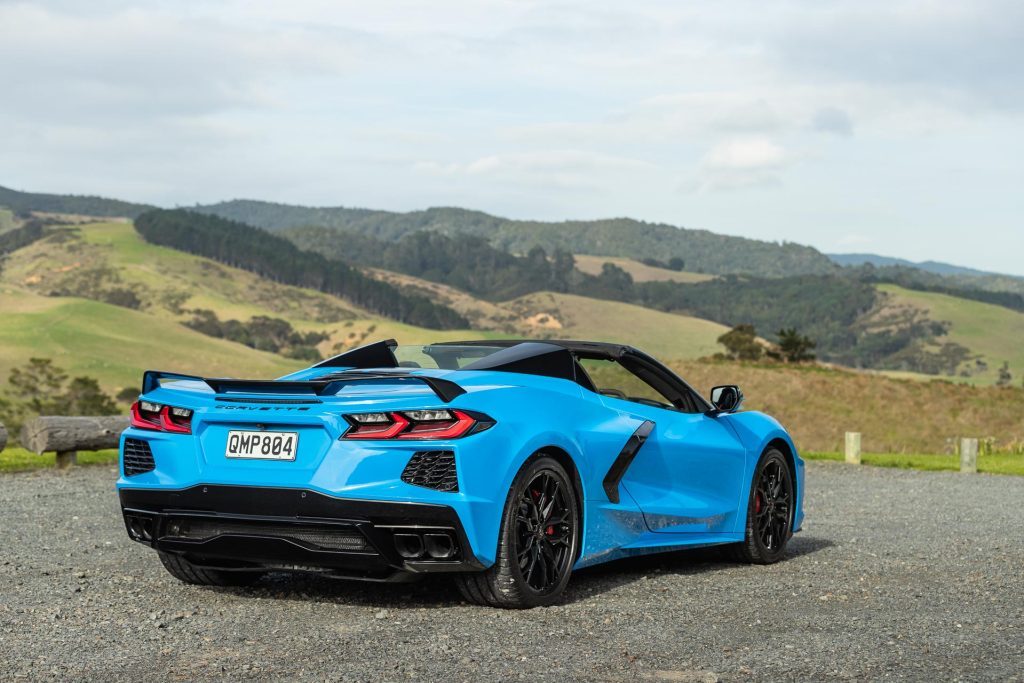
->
0, 461, 1022, 682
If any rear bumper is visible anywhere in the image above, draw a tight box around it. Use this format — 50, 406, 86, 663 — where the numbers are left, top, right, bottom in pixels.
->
119, 485, 485, 581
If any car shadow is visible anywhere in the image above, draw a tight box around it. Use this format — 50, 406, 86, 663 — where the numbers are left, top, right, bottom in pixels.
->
563, 533, 835, 603
213, 534, 834, 609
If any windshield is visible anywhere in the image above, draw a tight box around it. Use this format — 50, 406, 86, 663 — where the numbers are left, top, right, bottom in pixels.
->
393, 344, 506, 370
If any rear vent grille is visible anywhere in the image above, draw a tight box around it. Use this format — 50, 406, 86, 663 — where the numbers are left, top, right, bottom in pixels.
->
123, 438, 155, 476
161, 518, 369, 552
401, 450, 458, 492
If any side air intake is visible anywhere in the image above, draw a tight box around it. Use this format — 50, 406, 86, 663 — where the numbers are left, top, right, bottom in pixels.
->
123, 438, 155, 476
401, 450, 458, 492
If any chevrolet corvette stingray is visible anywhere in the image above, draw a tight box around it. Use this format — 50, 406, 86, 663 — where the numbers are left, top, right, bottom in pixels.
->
118, 339, 804, 608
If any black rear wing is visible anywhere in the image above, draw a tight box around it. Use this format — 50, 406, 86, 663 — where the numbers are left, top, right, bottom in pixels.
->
142, 370, 466, 403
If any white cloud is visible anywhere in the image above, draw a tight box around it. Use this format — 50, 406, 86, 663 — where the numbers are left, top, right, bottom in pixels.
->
703, 138, 788, 170
0, 0, 1021, 273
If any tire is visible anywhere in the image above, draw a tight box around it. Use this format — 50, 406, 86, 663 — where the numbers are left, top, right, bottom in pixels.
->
726, 448, 794, 564
158, 551, 263, 587
454, 456, 579, 608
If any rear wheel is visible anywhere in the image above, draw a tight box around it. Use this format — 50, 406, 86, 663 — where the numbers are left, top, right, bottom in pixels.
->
727, 448, 794, 564
158, 551, 263, 587
455, 456, 579, 608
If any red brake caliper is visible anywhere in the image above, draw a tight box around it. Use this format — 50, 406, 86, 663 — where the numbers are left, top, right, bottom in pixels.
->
755, 492, 763, 514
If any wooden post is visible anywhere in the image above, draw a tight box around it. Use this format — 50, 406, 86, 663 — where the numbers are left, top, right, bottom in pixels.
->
55, 450, 78, 469
0, 422, 7, 452
845, 432, 862, 465
960, 438, 978, 474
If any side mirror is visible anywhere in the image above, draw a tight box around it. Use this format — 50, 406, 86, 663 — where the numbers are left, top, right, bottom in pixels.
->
710, 385, 743, 414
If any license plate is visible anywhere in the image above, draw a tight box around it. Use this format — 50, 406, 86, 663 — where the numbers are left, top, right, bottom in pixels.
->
225, 431, 298, 461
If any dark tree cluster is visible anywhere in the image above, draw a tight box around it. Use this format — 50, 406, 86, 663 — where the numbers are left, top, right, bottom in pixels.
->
0, 184, 154, 218
286, 226, 579, 301
185, 309, 328, 361
0, 221, 45, 256
0, 358, 119, 440
134, 210, 468, 330
640, 256, 685, 271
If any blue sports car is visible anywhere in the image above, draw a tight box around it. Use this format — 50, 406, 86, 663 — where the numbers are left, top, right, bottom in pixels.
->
118, 339, 804, 608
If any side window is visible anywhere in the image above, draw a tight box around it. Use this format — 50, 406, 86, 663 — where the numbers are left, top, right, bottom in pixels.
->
578, 358, 680, 411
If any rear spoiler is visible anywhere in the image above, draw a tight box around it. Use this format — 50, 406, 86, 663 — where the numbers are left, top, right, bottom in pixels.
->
142, 370, 466, 403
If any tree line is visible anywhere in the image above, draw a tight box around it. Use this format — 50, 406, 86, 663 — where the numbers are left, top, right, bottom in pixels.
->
0, 359, 124, 443
134, 209, 469, 330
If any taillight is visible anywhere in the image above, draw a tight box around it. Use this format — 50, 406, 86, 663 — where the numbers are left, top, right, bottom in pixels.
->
130, 401, 193, 434
342, 409, 492, 440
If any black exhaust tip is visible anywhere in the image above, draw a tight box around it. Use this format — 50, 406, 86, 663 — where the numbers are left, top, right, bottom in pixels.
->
126, 515, 154, 542
394, 533, 425, 559
423, 533, 455, 559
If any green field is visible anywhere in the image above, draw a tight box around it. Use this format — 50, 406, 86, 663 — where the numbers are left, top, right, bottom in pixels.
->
0, 208, 14, 232
0, 288, 302, 392
878, 284, 1024, 385
804, 451, 1024, 476
0, 447, 118, 473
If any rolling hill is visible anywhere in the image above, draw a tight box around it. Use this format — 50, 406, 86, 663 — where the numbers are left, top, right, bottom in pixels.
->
0, 288, 302, 392
0, 184, 154, 219
194, 200, 837, 278
500, 291, 728, 360
877, 284, 1024, 385
0, 221, 727, 394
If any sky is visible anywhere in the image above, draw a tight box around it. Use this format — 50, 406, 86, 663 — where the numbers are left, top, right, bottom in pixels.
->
1, 0, 1022, 275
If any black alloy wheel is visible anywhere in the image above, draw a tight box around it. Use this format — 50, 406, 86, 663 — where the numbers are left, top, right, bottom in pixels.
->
454, 455, 579, 608
515, 470, 574, 592
726, 448, 794, 564
753, 457, 792, 552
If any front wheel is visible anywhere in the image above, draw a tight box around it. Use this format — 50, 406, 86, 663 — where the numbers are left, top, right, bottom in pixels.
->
727, 448, 794, 564
455, 456, 579, 608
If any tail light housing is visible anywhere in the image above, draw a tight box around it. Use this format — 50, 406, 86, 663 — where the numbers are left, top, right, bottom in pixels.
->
342, 409, 493, 440
130, 401, 193, 434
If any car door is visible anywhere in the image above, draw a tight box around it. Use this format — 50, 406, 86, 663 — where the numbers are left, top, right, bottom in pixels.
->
580, 357, 747, 534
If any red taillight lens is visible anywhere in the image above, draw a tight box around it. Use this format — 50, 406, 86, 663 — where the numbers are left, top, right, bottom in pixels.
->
344, 412, 410, 439
129, 401, 192, 434
160, 405, 193, 434
342, 410, 490, 440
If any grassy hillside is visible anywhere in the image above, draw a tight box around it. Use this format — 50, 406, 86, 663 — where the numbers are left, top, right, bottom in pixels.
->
668, 359, 1024, 454
878, 284, 1024, 384
1, 221, 362, 324
573, 254, 714, 284
0, 288, 301, 391
503, 292, 729, 359
0, 222, 493, 385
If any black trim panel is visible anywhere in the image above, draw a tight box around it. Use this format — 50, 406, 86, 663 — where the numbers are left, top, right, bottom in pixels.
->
602, 420, 655, 504
119, 485, 483, 579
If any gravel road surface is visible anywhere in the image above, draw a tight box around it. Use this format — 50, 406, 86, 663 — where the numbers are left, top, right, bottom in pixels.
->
1, 461, 1022, 682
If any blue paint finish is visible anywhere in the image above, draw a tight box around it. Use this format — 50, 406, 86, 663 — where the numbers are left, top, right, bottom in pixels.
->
118, 363, 805, 571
